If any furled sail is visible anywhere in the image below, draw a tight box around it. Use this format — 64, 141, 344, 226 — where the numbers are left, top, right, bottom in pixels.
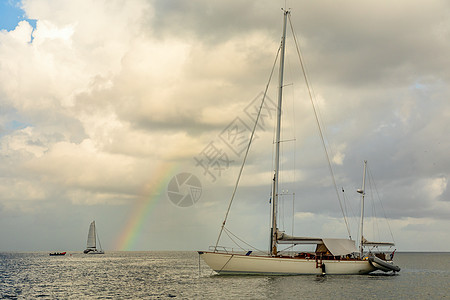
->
361, 236, 395, 246
276, 231, 322, 244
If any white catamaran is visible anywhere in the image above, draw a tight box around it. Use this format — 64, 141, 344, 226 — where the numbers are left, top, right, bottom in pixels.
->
198, 10, 400, 275
84, 221, 105, 254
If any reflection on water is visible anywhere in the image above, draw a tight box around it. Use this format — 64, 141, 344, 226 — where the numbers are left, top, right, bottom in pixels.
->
0, 252, 448, 299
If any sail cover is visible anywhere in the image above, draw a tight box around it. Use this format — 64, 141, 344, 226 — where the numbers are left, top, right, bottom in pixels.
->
276, 231, 357, 256
362, 236, 394, 246
86, 221, 96, 249
277, 232, 322, 244
321, 238, 357, 256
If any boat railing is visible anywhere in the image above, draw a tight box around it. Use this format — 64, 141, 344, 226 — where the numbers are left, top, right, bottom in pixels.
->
209, 245, 227, 253
361, 249, 396, 262
208, 245, 257, 255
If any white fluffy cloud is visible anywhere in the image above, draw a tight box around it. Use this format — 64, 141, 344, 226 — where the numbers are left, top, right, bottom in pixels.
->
1, 0, 450, 251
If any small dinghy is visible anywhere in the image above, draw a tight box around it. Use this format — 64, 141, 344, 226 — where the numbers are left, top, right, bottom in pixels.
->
369, 255, 400, 272
49, 252, 66, 256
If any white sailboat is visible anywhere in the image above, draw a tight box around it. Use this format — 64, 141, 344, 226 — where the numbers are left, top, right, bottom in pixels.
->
84, 221, 105, 254
198, 10, 399, 275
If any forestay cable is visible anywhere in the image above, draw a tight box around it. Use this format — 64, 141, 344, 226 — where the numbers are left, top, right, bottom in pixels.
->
367, 163, 396, 243
288, 14, 352, 239
213, 44, 282, 251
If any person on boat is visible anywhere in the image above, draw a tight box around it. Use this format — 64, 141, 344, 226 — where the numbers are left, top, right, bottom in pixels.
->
390, 249, 396, 260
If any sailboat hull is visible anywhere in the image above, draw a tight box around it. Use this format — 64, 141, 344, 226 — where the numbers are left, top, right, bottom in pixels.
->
87, 251, 105, 255
199, 252, 376, 275
84, 249, 105, 254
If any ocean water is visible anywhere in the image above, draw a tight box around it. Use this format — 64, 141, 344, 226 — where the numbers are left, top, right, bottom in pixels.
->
0, 251, 448, 299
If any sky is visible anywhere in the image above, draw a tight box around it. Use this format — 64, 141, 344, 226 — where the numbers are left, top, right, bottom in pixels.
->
0, 0, 449, 252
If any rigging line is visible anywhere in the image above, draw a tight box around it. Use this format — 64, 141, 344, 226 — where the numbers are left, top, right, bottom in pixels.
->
279, 244, 295, 253
341, 188, 349, 224
216, 254, 235, 274
342, 188, 357, 231
214, 44, 282, 251
223, 228, 247, 252
276, 138, 297, 143
368, 177, 379, 240
270, 89, 277, 199
369, 182, 376, 239
291, 193, 295, 238
341, 188, 353, 237
223, 227, 266, 253
291, 58, 297, 240
367, 163, 396, 243
288, 14, 351, 239
280, 193, 285, 230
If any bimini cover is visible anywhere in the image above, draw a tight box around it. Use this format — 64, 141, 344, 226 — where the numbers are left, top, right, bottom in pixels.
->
321, 238, 357, 256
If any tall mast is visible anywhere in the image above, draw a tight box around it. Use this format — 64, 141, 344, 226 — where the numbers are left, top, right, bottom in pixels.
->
270, 9, 289, 256
358, 160, 367, 257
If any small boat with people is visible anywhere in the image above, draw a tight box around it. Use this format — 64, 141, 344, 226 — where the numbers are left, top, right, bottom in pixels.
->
49, 251, 66, 256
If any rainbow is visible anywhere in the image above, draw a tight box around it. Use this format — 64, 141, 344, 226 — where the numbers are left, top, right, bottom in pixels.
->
115, 162, 177, 251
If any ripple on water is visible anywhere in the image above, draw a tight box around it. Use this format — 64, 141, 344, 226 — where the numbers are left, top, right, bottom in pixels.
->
0, 252, 449, 299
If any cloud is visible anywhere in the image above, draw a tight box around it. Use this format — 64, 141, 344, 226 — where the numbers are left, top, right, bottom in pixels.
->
0, 0, 449, 251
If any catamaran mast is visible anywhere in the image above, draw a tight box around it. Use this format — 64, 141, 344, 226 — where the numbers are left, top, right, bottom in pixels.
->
270, 9, 289, 256
358, 160, 367, 257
